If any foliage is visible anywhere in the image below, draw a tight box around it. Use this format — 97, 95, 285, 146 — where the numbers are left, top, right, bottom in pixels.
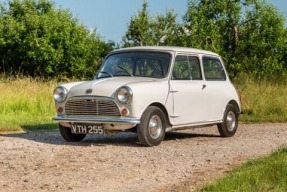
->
200, 147, 287, 192
183, 0, 287, 78
123, 0, 179, 46
123, 0, 150, 46
123, 0, 287, 78
0, 0, 110, 78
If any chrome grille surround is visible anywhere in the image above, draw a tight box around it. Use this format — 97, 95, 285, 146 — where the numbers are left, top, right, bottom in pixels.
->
65, 97, 121, 117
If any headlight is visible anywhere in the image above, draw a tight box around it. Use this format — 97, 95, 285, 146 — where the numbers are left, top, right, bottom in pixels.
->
53, 86, 68, 103
116, 86, 133, 104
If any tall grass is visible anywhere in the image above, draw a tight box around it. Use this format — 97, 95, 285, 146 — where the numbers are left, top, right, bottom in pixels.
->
200, 147, 287, 192
235, 77, 287, 122
0, 76, 286, 132
0, 77, 58, 132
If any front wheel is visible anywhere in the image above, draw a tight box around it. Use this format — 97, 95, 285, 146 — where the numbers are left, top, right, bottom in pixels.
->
217, 104, 239, 137
59, 124, 86, 142
137, 106, 166, 147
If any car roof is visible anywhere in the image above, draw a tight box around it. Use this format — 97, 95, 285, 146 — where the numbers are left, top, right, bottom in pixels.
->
111, 46, 219, 56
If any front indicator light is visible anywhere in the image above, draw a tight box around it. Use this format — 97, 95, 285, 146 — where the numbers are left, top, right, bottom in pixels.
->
121, 108, 129, 116
57, 107, 64, 114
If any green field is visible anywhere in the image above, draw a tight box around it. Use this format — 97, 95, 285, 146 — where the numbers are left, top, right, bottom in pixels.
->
200, 147, 287, 192
236, 77, 287, 123
0, 77, 286, 132
0, 77, 58, 132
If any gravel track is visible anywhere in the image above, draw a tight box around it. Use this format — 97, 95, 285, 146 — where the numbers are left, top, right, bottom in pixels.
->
0, 123, 287, 192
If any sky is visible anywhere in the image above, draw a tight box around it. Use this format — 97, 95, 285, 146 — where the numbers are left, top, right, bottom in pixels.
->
54, 0, 188, 43
52, 0, 287, 43
2, 0, 287, 43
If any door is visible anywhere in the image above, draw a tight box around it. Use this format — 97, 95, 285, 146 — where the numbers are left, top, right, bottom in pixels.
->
169, 55, 208, 125
202, 56, 229, 121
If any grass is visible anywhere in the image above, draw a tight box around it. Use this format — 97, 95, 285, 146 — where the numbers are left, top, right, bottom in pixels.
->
0, 76, 286, 132
0, 77, 58, 132
200, 147, 287, 192
235, 77, 287, 123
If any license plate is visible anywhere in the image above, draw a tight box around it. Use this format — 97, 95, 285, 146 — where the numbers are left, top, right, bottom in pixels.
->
71, 124, 104, 134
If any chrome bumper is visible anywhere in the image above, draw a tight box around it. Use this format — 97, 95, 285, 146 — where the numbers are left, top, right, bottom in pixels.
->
53, 116, 141, 124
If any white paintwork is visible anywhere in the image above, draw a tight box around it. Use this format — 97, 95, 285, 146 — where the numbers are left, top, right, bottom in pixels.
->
113, 46, 219, 56
169, 80, 208, 124
53, 46, 241, 131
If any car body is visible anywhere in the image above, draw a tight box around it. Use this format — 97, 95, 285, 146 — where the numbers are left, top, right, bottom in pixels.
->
53, 46, 241, 146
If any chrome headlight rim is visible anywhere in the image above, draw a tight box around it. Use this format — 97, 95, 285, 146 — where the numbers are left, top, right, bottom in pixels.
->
116, 86, 133, 104
53, 86, 68, 103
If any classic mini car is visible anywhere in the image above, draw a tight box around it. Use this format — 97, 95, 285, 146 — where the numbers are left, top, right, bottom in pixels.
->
53, 46, 241, 147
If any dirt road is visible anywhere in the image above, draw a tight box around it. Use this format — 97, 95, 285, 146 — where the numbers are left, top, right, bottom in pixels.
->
0, 123, 287, 192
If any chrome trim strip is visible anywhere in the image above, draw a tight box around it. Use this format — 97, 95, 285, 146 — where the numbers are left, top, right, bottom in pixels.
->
168, 120, 222, 131
53, 116, 140, 124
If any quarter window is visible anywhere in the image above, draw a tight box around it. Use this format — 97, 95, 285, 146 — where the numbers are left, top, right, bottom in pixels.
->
202, 57, 226, 81
172, 55, 202, 80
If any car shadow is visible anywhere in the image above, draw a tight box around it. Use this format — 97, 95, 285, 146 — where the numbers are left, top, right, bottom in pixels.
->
0, 124, 220, 147
165, 131, 220, 141
0, 130, 140, 147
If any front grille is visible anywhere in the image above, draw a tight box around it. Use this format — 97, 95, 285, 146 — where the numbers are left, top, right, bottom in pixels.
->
65, 98, 121, 117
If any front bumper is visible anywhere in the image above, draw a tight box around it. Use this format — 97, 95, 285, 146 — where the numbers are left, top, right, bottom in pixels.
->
53, 116, 140, 130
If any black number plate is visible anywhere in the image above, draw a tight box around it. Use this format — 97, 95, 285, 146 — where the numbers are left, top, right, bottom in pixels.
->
71, 124, 104, 134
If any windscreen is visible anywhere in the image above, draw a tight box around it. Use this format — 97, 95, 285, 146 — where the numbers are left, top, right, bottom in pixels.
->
97, 52, 171, 79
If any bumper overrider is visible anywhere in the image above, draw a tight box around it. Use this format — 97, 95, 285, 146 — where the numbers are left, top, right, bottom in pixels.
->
53, 116, 140, 130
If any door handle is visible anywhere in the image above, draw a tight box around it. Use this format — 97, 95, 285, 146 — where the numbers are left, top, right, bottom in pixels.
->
202, 84, 206, 90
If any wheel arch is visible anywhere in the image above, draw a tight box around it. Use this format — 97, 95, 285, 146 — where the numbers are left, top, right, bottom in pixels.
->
227, 100, 241, 114
148, 102, 172, 128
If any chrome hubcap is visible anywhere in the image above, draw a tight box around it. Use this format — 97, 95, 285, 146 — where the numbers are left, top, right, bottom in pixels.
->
148, 115, 162, 139
226, 111, 236, 131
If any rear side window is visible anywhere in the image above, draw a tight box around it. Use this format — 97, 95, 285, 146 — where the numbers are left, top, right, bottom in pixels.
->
202, 57, 226, 81
172, 55, 202, 80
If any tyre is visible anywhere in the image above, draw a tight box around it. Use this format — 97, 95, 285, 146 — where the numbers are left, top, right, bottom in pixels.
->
217, 104, 239, 137
137, 106, 166, 147
59, 124, 86, 142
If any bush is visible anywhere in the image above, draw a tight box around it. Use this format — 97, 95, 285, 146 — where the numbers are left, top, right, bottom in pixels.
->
0, 0, 110, 79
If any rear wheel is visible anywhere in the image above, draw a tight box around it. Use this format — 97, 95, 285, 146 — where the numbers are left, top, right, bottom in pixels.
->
59, 124, 86, 142
137, 106, 166, 147
217, 104, 239, 137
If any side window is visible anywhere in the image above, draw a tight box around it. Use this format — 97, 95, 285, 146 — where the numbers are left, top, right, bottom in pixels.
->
189, 56, 202, 80
173, 56, 190, 80
172, 55, 202, 80
202, 57, 226, 81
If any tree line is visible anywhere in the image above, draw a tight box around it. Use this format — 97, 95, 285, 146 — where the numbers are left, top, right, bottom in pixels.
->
123, 0, 287, 79
0, 0, 113, 78
0, 0, 286, 79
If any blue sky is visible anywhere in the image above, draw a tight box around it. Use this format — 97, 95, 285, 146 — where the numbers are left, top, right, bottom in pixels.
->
2, 0, 287, 43
53, 0, 287, 43
55, 0, 188, 43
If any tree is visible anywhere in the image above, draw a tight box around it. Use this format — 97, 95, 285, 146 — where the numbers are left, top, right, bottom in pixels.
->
123, 0, 151, 46
236, 1, 286, 77
124, 0, 287, 77
150, 10, 179, 46
0, 0, 108, 78
123, 1, 179, 46
183, 0, 286, 78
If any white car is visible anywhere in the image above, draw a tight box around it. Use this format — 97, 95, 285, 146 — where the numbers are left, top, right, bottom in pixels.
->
53, 46, 241, 147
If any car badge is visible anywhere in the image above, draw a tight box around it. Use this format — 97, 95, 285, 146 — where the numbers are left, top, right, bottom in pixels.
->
86, 89, 93, 94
